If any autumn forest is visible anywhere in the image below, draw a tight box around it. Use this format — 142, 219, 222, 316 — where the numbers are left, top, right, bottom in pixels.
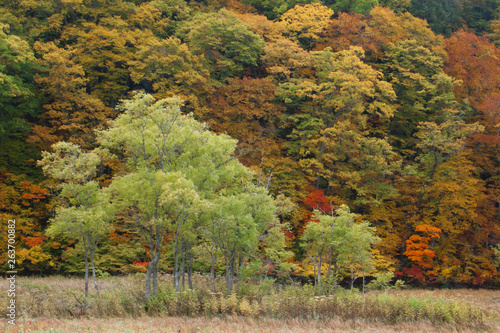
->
1, 0, 500, 295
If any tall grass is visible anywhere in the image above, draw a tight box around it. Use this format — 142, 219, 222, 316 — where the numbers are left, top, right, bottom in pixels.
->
0, 274, 496, 331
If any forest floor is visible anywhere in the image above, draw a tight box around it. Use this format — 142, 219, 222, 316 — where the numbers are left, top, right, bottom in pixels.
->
0, 276, 498, 332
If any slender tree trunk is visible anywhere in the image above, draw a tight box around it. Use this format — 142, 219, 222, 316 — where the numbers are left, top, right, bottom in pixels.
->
317, 254, 322, 294
84, 245, 89, 298
237, 254, 244, 281
362, 271, 366, 295
210, 256, 217, 293
173, 239, 180, 293
152, 225, 163, 295
350, 268, 355, 291
152, 262, 157, 294
151, 251, 160, 294
181, 250, 186, 290
327, 249, 332, 279
90, 241, 99, 295
225, 255, 235, 294
145, 261, 153, 301
187, 253, 193, 290
306, 251, 318, 293
145, 226, 155, 301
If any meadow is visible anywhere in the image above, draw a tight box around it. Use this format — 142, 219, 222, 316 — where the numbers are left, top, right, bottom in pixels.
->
0, 275, 499, 332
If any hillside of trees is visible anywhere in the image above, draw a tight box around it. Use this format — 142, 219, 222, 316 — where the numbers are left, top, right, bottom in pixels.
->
1, 0, 500, 289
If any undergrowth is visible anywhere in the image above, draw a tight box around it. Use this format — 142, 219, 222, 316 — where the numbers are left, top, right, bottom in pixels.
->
0, 274, 495, 331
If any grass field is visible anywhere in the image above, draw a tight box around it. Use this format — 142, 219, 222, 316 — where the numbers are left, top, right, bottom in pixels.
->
1, 275, 498, 332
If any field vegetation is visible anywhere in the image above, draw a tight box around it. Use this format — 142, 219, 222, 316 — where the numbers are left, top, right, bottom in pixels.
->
1, 275, 498, 332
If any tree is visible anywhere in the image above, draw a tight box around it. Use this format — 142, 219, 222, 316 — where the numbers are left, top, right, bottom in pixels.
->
408, 0, 462, 36
204, 77, 284, 166
403, 224, 441, 284
38, 142, 111, 297
99, 93, 278, 297
488, 18, 500, 48
301, 205, 379, 293
178, 9, 265, 82
0, 171, 52, 274
106, 169, 201, 297
205, 187, 276, 293
0, 23, 37, 137
381, 39, 458, 156
366, 6, 445, 60
315, 7, 445, 63
127, 35, 208, 110
444, 31, 500, 255
444, 31, 500, 108
332, 0, 379, 15
379, 0, 411, 12
235, 11, 285, 43
280, 3, 334, 50
0, 23, 39, 175
278, 46, 400, 205
30, 41, 110, 151
60, 19, 136, 107
239, 0, 317, 20
460, 0, 499, 34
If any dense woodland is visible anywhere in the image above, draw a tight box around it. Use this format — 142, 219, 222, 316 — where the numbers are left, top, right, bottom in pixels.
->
1, 0, 500, 290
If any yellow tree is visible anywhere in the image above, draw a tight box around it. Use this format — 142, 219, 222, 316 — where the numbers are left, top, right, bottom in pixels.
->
30, 42, 110, 151
127, 35, 208, 111
279, 46, 400, 205
60, 19, 136, 106
280, 3, 334, 50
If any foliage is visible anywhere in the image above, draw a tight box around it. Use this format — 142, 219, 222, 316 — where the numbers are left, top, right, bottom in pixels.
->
300, 205, 380, 293
178, 9, 265, 81
280, 3, 334, 49
1, 0, 500, 288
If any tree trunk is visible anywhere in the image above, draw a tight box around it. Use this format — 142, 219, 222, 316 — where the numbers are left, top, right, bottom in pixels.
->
210, 257, 216, 292
317, 254, 322, 294
362, 271, 366, 295
225, 255, 235, 294
180, 250, 186, 291
187, 253, 193, 290
145, 261, 153, 301
152, 225, 162, 295
145, 226, 155, 301
306, 251, 318, 293
84, 245, 89, 298
151, 251, 160, 294
90, 242, 99, 295
173, 239, 180, 293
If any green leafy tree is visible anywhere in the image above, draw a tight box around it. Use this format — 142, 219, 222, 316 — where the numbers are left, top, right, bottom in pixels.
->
381, 39, 457, 156
301, 205, 379, 293
240, 0, 317, 20
99, 93, 278, 297
178, 9, 265, 82
38, 142, 111, 297
332, 0, 379, 15
408, 0, 462, 36
0, 23, 39, 174
204, 186, 276, 293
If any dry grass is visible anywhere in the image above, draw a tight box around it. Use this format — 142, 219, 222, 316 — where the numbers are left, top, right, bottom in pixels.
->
0, 275, 498, 332
0, 316, 492, 333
